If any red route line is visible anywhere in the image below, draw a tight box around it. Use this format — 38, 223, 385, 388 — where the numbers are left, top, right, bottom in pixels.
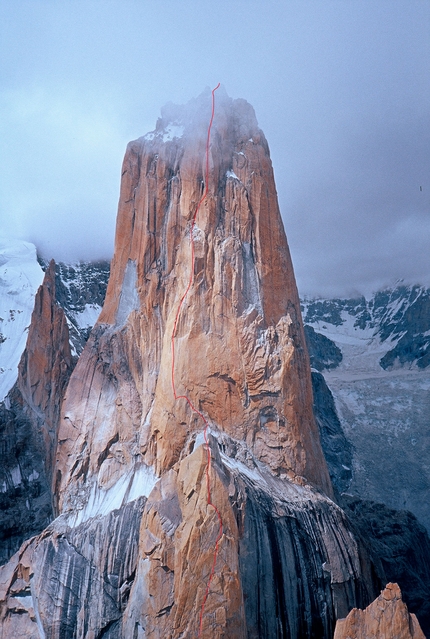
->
170, 83, 223, 637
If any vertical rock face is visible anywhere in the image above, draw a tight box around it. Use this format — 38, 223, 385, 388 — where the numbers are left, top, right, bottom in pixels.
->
13, 260, 74, 478
55, 87, 332, 512
0, 261, 73, 564
334, 583, 426, 639
0, 90, 379, 637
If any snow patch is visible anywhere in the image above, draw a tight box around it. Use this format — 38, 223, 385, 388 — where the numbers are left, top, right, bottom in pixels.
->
0, 239, 44, 401
221, 453, 262, 484
69, 463, 157, 527
127, 464, 159, 503
191, 224, 205, 242
143, 123, 185, 143
162, 124, 185, 142
73, 304, 102, 329
226, 170, 239, 180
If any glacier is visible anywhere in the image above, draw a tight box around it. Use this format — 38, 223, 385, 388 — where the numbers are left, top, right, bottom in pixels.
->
0, 239, 44, 401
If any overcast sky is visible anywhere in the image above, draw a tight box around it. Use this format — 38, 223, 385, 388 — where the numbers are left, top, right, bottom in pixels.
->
1, 1, 429, 297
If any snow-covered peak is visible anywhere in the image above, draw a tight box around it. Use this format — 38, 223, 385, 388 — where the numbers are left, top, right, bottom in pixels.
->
302, 285, 430, 374
0, 239, 44, 401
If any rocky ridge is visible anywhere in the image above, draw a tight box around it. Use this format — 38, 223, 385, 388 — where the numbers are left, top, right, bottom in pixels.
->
0, 89, 380, 637
334, 583, 426, 639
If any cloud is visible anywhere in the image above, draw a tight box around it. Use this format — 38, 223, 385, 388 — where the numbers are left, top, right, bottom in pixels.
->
0, 0, 429, 295
0, 84, 125, 260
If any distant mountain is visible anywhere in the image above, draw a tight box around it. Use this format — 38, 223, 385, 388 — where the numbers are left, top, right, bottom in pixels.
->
302, 285, 430, 372
302, 288, 430, 534
39, 258, 110, 357
0, 241, 110, 406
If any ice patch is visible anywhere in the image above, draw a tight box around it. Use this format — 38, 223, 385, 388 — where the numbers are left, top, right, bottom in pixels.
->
10, 466, 22, 487
116, 260, 139, 326
226, 170, 239, 180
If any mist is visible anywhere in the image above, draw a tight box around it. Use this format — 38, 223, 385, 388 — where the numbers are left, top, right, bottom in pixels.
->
1, 1, 429, 297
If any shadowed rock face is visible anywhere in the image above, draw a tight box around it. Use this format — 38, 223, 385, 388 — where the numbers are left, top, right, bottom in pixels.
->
304, 324, 343, 372
0, 498, 145, 639
311, 371, 353, 495
0, 90, 379, 637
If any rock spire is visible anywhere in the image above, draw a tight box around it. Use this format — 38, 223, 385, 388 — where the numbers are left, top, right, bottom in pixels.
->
334, 583, 426, 639
55, 86, 332, 512
0, 89, 378, 638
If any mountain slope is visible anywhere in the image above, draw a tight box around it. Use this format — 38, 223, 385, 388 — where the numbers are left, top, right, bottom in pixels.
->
303, 288, 430, 533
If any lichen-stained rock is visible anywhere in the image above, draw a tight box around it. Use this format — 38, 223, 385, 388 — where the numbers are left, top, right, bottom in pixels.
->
55, 87, 332, 521
334, 583, 426, 639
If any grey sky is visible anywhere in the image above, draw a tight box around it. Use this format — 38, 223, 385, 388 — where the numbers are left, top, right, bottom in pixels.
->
1, 1, 429, 297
